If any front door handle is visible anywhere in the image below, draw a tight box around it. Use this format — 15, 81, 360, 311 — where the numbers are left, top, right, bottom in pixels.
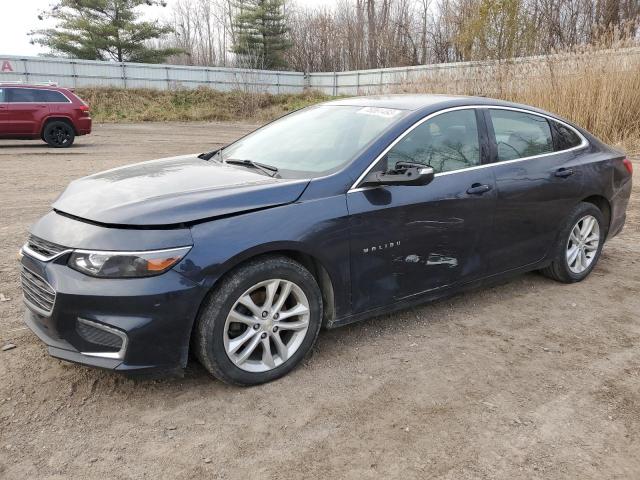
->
555, 167, 574, 178
466, 183, 492, 195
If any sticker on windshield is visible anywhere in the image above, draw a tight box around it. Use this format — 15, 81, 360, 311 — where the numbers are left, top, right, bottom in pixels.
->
356, 107, 402, 118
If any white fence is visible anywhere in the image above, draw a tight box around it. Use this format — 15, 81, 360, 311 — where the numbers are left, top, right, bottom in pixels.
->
310, 47, 640, 96
1, 48, 640, 96
0, 55, 305, 94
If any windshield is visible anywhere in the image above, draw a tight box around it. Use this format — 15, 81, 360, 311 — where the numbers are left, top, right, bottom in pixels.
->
220, 105, 407, 178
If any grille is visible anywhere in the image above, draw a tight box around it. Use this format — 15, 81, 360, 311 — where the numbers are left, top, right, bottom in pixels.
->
21, 266, 56, 315
26, 235, 67, 259
76, 319, 124, 351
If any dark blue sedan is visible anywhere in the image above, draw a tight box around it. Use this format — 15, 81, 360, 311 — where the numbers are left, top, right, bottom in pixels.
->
20, 95, 633, 385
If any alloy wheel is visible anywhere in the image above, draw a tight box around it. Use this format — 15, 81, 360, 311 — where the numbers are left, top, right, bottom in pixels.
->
566, 214, 600, 274
223, 279, 310, 373
47, 125, 72, 146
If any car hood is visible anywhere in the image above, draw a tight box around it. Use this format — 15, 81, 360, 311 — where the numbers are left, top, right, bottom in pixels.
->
52, 154, 310, 226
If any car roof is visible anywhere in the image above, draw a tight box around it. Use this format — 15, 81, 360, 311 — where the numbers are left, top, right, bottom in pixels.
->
0, 83, 66, 90
322, 94, 543, 114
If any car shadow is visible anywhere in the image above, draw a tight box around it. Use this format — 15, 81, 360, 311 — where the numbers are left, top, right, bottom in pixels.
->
0, 143, 91, 150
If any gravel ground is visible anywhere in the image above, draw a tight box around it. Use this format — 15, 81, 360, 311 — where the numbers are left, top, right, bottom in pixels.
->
0, 123, 638, 480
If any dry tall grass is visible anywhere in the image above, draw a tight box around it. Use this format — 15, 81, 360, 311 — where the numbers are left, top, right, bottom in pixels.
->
394, 47, 640, 154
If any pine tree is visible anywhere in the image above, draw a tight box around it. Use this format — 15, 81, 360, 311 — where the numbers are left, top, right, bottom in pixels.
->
233, 0, 291, 70
30, 0, 181, 63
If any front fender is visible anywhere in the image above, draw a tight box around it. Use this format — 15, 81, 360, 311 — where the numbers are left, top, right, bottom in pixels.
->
177, 195, 351, 319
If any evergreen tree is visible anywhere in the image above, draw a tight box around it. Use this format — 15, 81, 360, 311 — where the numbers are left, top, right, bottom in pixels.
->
233, 0, 291, 70
30, 0, 181, 63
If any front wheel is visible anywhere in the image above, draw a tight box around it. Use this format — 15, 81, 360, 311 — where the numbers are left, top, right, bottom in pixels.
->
43, 121, 75, 148
193, 255, 323, 386
540, 202, 605, 283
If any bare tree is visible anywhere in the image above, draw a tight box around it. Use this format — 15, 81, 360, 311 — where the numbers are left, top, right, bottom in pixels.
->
161, 0, 640, 71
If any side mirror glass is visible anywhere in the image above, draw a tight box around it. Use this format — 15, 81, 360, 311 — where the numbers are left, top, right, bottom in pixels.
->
361, 162, 434, 187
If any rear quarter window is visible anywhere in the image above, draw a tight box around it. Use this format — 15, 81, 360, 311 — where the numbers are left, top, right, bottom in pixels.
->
40, 90, 70, 103
550, 120, 583, 150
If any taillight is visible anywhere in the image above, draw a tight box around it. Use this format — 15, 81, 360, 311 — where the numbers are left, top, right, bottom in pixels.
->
79, 105, 90, 112
623, 158, 633, 175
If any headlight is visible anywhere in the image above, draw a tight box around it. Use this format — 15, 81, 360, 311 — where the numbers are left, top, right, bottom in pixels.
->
68, 246, 192, 278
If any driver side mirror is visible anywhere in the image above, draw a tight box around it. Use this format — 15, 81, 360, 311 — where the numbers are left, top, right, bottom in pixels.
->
360, 162, 434, 187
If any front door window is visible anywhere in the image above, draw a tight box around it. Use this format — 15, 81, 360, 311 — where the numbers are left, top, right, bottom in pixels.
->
385, 109, 481, 173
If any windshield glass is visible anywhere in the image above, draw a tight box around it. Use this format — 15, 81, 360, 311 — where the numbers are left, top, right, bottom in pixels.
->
220, 105, 407, 178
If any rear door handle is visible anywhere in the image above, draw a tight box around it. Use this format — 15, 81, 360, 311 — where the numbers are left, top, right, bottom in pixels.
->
466, 183, 492, 195
555, 167, 574, 178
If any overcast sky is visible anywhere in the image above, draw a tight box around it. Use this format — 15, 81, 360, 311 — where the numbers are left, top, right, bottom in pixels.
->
0, 0, 336, 57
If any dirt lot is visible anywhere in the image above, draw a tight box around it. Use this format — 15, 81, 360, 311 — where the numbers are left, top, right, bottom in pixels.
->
0, 123, 638, 479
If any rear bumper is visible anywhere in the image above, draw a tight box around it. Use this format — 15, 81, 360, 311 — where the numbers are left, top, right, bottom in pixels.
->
608, 177, 632, 239
76, 117, 92, 135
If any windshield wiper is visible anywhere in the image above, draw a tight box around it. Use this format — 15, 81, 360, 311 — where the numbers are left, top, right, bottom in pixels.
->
225, 159, 279, 177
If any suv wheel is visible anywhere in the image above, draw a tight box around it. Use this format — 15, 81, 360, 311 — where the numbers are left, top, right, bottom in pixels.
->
194, 255, 323, 386
540, 202, 605, 283
43, 121, 75, 148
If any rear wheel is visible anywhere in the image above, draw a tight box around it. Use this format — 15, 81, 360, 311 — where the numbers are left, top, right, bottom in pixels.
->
194, 255, 323, 386
540, 202, 605, 283
43, 120, 75, 148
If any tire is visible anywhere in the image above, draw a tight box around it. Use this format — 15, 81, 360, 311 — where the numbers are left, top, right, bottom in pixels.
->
540, 202, 606, 283
194, 255, 323, 386
42, 120, 75, 148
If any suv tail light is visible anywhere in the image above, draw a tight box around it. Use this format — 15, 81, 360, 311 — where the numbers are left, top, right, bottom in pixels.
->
623, 158, 633, 175
78, 104, 90, 116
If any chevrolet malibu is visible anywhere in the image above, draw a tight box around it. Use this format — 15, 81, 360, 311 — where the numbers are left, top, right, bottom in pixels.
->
20, 95, 633, 385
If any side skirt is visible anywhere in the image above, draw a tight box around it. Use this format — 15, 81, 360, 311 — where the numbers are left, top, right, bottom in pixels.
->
327, 259, 551, 329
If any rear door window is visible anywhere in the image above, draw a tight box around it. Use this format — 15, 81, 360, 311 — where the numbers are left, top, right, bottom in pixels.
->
8, 88, 39, 102
489, 109, 553, 161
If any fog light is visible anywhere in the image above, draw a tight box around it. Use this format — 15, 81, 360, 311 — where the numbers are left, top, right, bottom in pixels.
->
76, 318, 128, 360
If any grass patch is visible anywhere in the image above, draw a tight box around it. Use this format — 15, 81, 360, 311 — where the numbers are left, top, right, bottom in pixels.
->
77, 87, 330, 123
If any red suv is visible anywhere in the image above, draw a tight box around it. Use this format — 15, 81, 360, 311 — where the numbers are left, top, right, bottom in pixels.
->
0, 83, 91, 148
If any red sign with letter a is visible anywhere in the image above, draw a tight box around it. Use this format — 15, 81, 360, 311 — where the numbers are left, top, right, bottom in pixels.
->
1, 60, 14, 73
